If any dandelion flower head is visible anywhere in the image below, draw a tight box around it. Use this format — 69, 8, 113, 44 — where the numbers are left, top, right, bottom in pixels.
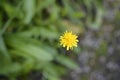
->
60, 31, 79, 50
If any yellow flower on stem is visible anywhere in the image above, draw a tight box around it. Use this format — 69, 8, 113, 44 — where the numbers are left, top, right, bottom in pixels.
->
60, 31, 79, 50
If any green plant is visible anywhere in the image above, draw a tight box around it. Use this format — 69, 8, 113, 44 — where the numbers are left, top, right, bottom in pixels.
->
0, 0, 103, 80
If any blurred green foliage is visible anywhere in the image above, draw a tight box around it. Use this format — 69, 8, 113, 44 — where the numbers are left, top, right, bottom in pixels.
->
0, 0, 103, 80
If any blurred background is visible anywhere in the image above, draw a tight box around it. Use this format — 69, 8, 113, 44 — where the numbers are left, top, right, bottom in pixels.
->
0, 0, 120, 80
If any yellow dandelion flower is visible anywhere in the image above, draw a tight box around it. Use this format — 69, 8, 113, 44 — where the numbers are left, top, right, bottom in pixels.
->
60, 31, 79, 50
